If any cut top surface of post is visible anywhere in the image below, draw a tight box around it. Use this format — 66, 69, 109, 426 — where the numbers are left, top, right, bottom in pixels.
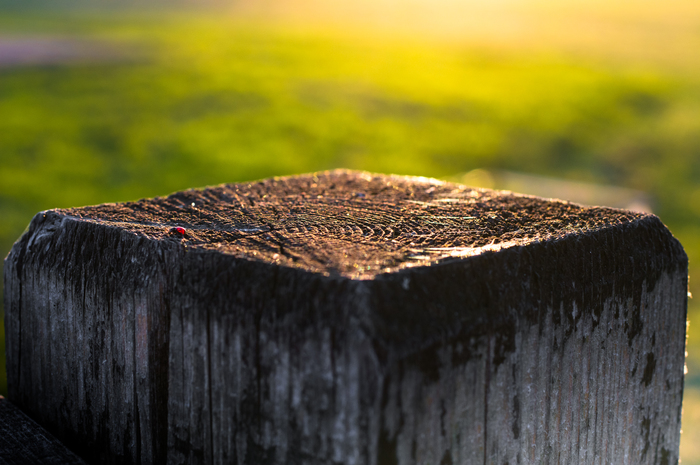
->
51, 169, 649, 278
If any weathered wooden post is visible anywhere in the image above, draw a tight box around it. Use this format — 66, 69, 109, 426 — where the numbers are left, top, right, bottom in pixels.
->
3, 170, 687, 464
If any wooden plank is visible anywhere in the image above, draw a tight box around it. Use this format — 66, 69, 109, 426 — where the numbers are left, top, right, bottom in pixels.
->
3, 170, 687, 464
0, 396, 86, 464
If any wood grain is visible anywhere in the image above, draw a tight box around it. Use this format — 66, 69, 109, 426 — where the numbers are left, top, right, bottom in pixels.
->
3, 170, 687, 464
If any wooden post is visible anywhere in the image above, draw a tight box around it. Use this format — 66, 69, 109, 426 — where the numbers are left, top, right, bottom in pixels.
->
3, 170, 687, 464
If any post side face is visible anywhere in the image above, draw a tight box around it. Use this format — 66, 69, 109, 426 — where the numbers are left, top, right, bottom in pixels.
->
371, 217, 687, 465
2, 170, 688, 464
377, 271, 686, 465
165, 251, 385, 465
4, 212, 173, 464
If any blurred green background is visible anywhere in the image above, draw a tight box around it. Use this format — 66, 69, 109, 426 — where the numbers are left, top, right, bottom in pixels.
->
2, 0, 700, 460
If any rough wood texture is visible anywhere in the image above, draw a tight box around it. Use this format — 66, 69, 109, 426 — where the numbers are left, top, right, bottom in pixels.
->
3, 170, 687, 464
0, 396, 86, 464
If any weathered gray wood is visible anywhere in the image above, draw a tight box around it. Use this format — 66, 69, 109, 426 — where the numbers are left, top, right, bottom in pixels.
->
3, 169, 687, 464
0, 395, 87, 464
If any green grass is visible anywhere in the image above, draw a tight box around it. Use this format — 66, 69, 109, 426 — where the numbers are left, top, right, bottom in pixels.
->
1, 15, 697, 232
1, 6, 700, 459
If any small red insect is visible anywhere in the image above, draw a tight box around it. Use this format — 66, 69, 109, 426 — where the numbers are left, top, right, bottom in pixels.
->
171, 227, 186, 236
